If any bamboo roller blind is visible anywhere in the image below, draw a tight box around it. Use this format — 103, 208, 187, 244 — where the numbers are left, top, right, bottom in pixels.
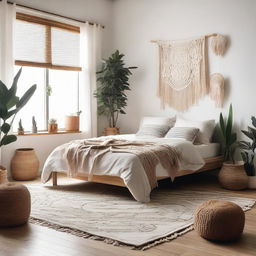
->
15, 12, 82, 71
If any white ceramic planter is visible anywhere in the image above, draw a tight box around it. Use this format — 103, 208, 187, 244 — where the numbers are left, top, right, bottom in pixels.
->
248, 176, 256, 189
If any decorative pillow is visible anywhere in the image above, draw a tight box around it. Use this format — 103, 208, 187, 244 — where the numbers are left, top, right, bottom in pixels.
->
175, 118, 215, 144
165, 127, 199, 142
136, 124, 170, 138
140, 116, 176, 128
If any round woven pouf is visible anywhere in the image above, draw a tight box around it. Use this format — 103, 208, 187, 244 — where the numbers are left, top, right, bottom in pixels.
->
194, 200, 245, 242
0, 183, 31, 227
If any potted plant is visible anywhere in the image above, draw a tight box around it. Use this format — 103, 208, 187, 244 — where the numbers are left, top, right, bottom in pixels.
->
94, 50, 137, 136
48, 118, 58, 133
17, 119, 24, 135
0, 68, 37, 183
65, 111, 81, 132
239, 116, 256, 189
218, 104, 248, 190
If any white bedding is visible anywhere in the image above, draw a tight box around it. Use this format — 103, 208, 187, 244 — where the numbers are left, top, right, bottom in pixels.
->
41, 134, 208, 202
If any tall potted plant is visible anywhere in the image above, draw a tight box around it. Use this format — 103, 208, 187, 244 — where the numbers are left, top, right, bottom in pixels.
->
0, 68, 37, 183
94, 50, 137, 136
218, 104, 248, 190
239, 116, 256, 189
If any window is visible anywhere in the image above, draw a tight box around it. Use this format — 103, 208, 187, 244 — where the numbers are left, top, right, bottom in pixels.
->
13, 66, 80, 132
13, 13, 81, 133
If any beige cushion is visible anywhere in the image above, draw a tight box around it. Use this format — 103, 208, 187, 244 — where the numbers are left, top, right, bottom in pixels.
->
175, 118, 215, 144
165, 127, 199, 142
136, 124, 170, 138
194, 200, 245, 241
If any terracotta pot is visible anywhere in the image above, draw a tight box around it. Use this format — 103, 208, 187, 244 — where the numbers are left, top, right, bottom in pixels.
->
48, 123, 58, 133
104, 127, 120, 136
0, 166, 8, 184
11, 148, 39, 181
248, 176, 256, 189
65, 116, 80, 132
218, 161, 248, 190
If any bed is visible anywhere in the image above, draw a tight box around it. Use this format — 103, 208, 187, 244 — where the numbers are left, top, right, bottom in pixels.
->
41, 134, 223, 202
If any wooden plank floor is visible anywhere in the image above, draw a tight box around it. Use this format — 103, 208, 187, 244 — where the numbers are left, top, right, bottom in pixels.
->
0, 172, 256, 256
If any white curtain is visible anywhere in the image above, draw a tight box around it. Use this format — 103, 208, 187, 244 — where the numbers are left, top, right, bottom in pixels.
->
0, 0, 15, 85
79, 22, 102, 138
0, 0, 16, 162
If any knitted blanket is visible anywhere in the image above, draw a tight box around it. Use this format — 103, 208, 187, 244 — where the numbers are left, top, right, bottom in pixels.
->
64, 138, 181, 189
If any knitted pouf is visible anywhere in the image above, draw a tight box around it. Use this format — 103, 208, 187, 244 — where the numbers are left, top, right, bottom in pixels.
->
194, 200, 245, 241
0, 183, 31, 227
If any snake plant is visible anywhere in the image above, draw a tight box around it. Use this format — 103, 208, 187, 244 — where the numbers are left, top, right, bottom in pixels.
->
219, 104, 237, 163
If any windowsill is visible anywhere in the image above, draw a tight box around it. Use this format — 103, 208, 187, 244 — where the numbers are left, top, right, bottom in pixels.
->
16, 131, 82, 136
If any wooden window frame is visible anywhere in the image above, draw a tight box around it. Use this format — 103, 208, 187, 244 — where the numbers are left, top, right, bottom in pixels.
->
15, 12, 82, 71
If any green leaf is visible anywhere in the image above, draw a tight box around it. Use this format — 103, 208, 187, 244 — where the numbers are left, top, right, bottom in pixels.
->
16, 84, 37, 110
252, 116, 256, 128
6, 96, 19, 110
1, 123, 10, 134
239, 141, 252, 150
230, 133, 237, 145
0, 135, 17, 146
9, 67, 22, 96
219, 113, 225, 136
242, 129, 254, 140
226, 104, 233, 143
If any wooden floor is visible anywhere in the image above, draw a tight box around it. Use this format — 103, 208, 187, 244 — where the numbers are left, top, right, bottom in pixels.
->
1, 172, 256, 256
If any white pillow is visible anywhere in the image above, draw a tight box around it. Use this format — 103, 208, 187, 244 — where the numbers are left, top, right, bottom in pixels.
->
136, 124, 170, 138
174, 118, 215, 144
140, 116, 176, 128
165, 127, 199, 142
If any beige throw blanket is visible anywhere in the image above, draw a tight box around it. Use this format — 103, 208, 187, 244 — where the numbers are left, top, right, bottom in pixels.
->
64, 139, 181, 189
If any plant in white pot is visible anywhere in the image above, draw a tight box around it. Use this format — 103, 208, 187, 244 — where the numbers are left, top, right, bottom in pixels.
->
94, 50, 137, 136
239, 116, 256, 189
0, 68, 36, 183
218, 104, 248, 190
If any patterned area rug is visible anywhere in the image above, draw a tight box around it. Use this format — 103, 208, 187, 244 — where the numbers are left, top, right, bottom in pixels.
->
27, 182, 255, 250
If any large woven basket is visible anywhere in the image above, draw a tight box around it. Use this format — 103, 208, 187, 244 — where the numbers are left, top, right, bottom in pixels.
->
218, 161, 248, 190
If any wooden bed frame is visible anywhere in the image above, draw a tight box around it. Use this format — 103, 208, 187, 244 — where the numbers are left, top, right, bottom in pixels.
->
51, 155, 224, 187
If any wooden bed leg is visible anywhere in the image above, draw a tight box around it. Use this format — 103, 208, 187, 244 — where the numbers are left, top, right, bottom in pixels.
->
52, 172, 57, 186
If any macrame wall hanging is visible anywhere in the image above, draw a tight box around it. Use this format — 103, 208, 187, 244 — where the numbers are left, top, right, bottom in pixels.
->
152, 33, 228, 111
210, 73, 225, 108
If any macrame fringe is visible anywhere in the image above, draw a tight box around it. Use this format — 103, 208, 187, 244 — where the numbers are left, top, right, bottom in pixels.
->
210, 73, 225, 108
211, 34, 228, 56
29, 217, 195, 250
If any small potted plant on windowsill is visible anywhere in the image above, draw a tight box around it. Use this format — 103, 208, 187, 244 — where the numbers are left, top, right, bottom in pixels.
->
65, 111, 81, 132
94, 50, 137, 136
239, 116, 256, 189
0, 68, 37, 183
218, 104, 248, 190
48, 118, 58, 133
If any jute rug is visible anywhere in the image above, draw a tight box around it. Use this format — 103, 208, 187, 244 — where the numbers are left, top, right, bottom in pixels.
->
27, 182, 255, 250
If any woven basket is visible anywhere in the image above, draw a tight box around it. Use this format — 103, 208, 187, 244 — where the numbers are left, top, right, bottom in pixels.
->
218, 161, 248, 190
0, 166, 8, 184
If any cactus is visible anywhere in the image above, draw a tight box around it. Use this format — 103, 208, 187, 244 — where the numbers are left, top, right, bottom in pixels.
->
32, 116, 38, 133
48, 118, 57, 124
18, 119, 24, 135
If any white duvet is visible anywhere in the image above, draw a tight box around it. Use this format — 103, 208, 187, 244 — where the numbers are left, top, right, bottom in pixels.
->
41, 134, 205, 202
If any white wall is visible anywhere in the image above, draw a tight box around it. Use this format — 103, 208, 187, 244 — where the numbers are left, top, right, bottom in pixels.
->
109, 0, 256, 136
2, 0, 114, 176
